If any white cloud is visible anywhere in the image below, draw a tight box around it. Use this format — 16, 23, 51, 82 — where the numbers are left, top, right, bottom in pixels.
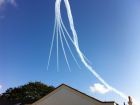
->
9, 0, 16, 6
90, 83, 111, 94
0, 85, 2, 89
0, 0, 5, 6
0, 0, 16, 7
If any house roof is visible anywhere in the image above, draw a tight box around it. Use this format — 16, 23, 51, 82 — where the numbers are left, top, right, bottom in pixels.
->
32, 84, 118, 105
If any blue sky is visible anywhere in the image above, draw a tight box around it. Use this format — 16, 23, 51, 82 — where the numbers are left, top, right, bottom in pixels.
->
0, 0, 140, 104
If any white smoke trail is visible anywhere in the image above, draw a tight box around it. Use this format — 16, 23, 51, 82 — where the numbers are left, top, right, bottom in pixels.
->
60, 16, 92, 66
47, 18, 56, 70
60, 25, 81, 69
47, 0, 79, 71
56, 20, 59, 71
52, 0, 140, 105
59, 24, 71, 71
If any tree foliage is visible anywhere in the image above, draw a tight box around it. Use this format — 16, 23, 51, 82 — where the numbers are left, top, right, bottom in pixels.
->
0, 82, 55, 105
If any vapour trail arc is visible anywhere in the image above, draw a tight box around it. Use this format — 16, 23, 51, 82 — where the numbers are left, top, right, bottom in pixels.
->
47, 0, 139, 105
63, 0, 139, 105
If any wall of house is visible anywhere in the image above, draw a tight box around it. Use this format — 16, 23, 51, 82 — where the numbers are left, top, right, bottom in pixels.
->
32, 88, 116, 105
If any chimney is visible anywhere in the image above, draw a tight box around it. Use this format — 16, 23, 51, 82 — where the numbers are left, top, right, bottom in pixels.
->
128, 96, 132, 105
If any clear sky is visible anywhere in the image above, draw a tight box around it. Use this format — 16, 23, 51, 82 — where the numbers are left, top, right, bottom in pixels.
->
0, 0, 140, 104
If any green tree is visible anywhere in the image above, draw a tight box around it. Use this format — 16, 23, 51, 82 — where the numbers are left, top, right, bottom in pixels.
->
0, 82, 55, 105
